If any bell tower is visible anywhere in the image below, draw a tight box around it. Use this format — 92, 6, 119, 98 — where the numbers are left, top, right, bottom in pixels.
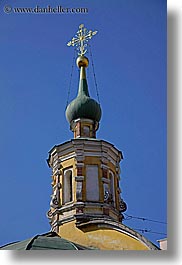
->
46, 24, 128, 247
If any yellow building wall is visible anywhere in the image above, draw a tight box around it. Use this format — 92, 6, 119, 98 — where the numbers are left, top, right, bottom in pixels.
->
59, 221, 149, 250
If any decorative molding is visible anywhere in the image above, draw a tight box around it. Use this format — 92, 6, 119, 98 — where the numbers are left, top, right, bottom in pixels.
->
101, 177, 110, 184
75, 155, 85, 162
74, 202, 85, 207
63, 167, 73, 174
59, 153, 76, 162
54, 169, 61, 176
76, 181, 83, 200
48, 139, 123, 168
75, 176, 84, 181
46, 209, 53, 219
116, 166, 120, 173
100, 164, 109, 169
75, 163, 84, 167
58, 215, 75, 225
58, 202, 75, 213
117, 187, 121, 193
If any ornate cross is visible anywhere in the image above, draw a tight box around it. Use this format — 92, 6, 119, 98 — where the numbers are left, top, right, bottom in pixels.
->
67, 24, 97, 56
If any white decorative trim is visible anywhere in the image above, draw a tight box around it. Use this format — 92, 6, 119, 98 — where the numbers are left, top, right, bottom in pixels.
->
75, 163, 84, 167
101, 157, 109, 164
60, 153, 76, 162
101, 177, 110, 184
73, 118, 95, 124
64, 167, 73, 174
58, 202, 75, 213
54, 169, 61, 176
75, 176, 84, 181
100, 164, 109, 169
48, 139, 123, 169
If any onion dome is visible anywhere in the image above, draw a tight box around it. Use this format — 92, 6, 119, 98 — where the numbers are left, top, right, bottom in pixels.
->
65, 56, 102, 124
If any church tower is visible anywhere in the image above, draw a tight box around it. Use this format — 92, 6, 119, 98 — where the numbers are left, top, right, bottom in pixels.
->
46, 24, 158, 250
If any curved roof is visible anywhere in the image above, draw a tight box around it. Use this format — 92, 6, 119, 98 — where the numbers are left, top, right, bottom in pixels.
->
0, 232, 94, 250
66, 93, 102, 123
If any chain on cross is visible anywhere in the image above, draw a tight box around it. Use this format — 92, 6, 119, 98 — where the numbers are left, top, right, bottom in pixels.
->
67, 24, 97, 56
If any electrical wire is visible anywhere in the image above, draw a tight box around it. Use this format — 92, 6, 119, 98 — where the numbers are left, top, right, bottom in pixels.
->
134, 228, 167, 236
65, 48, 76, 110
123, 213, 167, 225
88, 44, 100, 104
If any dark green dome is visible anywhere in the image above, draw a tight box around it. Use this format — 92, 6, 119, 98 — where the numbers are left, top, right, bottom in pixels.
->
0, 232, 93, 250
65, 67, 102, 124
66, 93, 102, 123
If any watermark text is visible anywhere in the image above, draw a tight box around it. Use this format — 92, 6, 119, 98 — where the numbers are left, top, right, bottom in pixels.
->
4, 5, 88, 14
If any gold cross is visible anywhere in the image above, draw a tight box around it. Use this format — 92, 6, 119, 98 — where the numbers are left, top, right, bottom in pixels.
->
67, 24, 97, 56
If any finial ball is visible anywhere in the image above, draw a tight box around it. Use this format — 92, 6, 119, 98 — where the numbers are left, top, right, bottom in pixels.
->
76, 56, 89, 68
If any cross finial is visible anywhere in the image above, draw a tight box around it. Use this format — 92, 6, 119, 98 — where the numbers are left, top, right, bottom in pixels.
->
67, 24, 97, 56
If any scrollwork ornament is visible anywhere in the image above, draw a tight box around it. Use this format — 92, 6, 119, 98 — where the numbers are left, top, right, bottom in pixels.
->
119, 198, 127, 213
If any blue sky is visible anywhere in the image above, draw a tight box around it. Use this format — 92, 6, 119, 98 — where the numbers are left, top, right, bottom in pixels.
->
0, 0, 166, 247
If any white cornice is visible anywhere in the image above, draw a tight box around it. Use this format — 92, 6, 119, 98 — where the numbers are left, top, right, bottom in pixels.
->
48, 138, 123, 168
59, 153, 76, 162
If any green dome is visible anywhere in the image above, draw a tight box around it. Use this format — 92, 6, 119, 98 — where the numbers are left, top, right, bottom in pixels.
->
0, 232, 93, 250
65, 67, 102, 124
66, 94, 102, 124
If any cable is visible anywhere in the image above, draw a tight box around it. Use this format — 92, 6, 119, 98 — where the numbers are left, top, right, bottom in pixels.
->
134, 228, 167, 236
123, 213, 167, 225
65, 48, 76, 110
87, 45, 91, 83
88, 44, 100, 104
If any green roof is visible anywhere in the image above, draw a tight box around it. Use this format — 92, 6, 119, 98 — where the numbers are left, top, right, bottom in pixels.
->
0, 232, 93, 250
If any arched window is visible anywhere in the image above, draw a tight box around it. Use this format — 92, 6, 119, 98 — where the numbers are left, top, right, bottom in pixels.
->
109, 171, 115, 206
63, 169, 73, 203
